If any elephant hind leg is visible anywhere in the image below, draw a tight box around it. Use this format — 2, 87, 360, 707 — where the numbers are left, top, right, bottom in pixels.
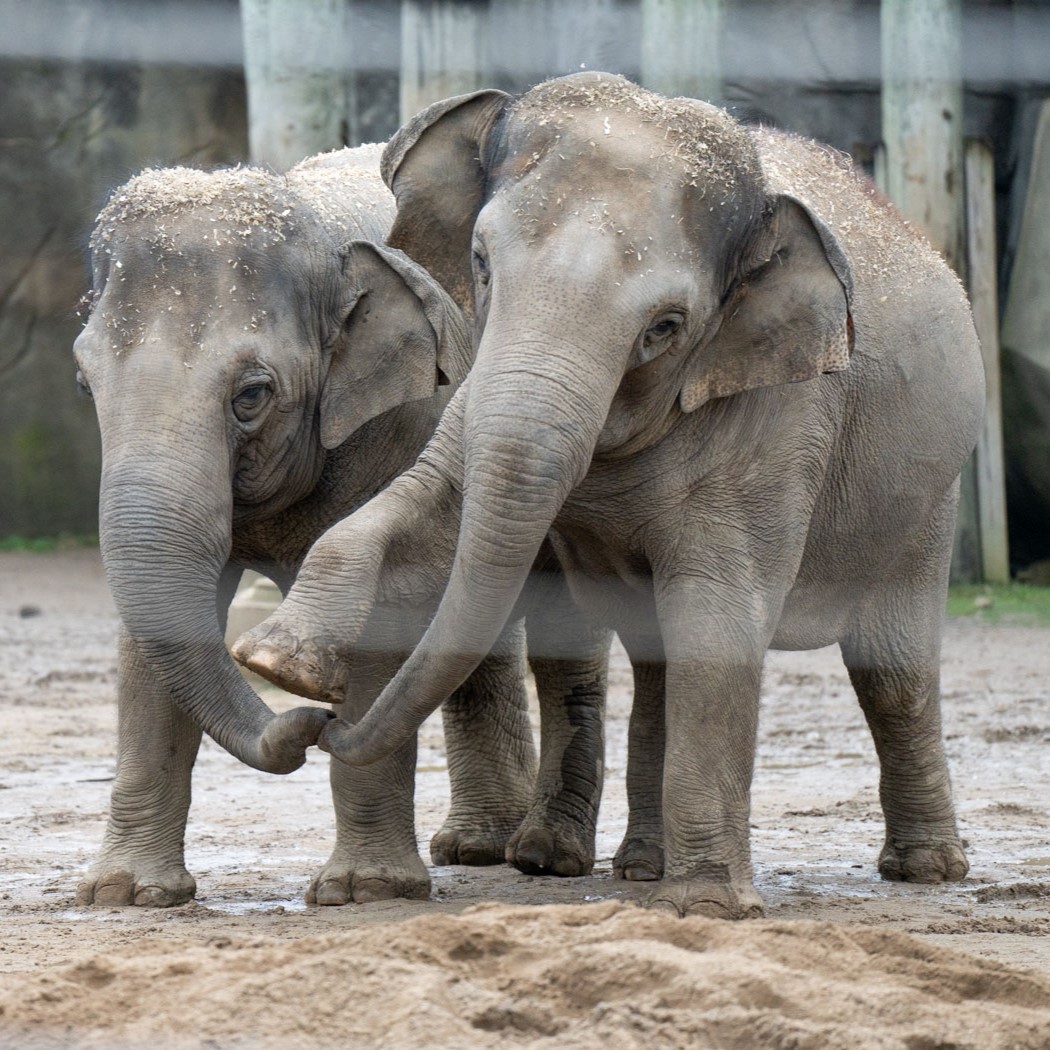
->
840, 499, 968, 884
504, 569, 611, 880
612, 650, 665, 883
843, 655, 968, 883
506, 639, 609, 878
432, 620, 538, 867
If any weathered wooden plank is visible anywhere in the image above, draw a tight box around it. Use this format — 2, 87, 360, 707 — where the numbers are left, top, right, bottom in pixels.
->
965, 139, 1010, 583
640, 0, 724, 103
1001, 99, 1050, 573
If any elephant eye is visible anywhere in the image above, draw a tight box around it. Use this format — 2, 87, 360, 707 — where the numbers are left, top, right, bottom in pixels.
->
632, 313, 685, 370
75, 369, 93, 399
232, 380, 273, 422
643, 315, 683, 349
472, 250, 490, 286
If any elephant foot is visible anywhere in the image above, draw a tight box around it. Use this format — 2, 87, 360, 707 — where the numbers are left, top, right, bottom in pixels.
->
232, 620, 348, 705
612, 836, 664, 882
76, 859, 196, 908
646, 875, 764, 920
878, 837, 969, 883
505, 814, 595, 877
431, 817, 520, 867
305, 848, 430, 905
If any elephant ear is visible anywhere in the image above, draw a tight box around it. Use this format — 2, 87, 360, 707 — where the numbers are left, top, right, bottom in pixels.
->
679, 194, 854, 413
381, 89, 512, 314
319, 241, 472, 450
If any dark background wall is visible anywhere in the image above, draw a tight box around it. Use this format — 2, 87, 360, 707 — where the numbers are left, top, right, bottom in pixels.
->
0, 0, 1047, 558
0, 0, 249, 537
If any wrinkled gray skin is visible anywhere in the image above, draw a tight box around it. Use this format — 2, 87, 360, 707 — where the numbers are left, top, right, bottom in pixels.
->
235, 73, 986, 918
236, 382, 616, 879
72, 146, 546, 906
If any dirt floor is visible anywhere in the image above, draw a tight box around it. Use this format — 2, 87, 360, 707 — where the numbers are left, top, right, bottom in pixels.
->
2, 549, 1050, 1048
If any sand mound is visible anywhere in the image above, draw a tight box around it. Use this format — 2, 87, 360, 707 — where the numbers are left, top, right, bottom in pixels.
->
3, 901, 1049, 1049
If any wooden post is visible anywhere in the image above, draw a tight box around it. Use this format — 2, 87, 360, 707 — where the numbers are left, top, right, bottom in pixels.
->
640, 0, 724, 103
881, 0, 980, 581
241, 0, 350, 171
1001, 100, 1050, 575
400, 0, 487, 122
964, 139, 1011, 583
881, 0, 965, 277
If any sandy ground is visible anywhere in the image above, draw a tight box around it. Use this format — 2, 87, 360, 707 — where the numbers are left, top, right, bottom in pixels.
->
2, 549, 1050, 1048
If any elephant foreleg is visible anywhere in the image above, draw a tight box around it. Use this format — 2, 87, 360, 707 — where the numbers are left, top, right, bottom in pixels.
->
313, 639, 429, 904
77, 625, 201, 907
645, 572, 766, 920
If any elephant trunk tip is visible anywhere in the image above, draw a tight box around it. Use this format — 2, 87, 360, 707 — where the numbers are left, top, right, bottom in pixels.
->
255, 706, 336, 774
317, 713, 406, 768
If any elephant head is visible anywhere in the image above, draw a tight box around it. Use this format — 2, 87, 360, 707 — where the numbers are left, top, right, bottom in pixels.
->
74, 155, 468, 772
318, 73, 853, 767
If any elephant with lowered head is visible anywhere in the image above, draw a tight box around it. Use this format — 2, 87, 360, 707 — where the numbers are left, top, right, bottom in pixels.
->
238, 74, 985, 918
72, 145, 560, 906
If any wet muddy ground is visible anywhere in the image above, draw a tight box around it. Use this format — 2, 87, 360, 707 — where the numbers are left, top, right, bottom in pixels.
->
1, 549, 1049, 1045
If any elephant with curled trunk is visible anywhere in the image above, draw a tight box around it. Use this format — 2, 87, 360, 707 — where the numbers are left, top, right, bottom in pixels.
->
239, 73, 985, 918
73, 144, 606, 907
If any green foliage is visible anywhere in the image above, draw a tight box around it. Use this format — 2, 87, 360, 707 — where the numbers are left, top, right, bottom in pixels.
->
0, 533, 98, 552
946, 583, 1050, 625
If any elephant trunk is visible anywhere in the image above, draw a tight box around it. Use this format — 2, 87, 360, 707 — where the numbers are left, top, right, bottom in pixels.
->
100, 450, 331, 773
322, 329, 619, 766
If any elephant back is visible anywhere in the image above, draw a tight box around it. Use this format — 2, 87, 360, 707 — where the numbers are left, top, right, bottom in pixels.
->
286, 143, 395, 246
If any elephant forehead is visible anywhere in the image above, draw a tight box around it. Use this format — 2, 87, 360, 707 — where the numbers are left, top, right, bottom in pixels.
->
475, 198, 709, 319
488, 127, 682, 237
87, 167, 339, 351
508, 75, 761, 193
95, 206, 309, 288
91, 166, 296, 252
489, 96, 763, 255
83, 236, 308, 361
482, 153, 715, 282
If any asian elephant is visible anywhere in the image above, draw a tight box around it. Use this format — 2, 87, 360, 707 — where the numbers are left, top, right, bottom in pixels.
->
241, 73, 985, 918
71, 144, 593, 907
